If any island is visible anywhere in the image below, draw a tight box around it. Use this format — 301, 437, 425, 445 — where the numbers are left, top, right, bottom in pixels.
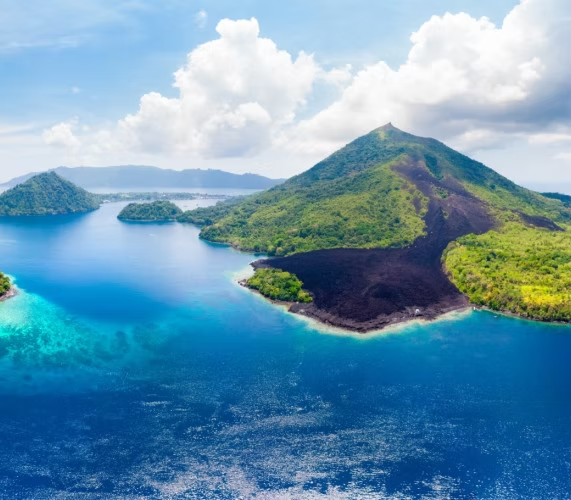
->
117, 201, 183, 221
180, 124, 571, 332
0, 271, 15, 301
0, 172, 100, 216
244, 268, 312, 303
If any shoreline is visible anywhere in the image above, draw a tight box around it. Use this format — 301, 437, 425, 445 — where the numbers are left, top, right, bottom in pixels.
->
238, 271, 571, 334
0, 286, 17, 302
238, 275, 471, 334
476, 306, 571, 328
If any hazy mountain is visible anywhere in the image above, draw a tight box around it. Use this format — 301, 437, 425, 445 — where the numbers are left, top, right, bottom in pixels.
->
0, 166, 285, 191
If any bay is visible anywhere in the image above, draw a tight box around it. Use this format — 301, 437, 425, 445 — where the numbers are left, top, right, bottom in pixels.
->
0, 200, 570, 498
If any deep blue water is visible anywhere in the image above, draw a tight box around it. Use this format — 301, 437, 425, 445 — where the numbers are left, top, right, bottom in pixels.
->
0, 202, 571, 498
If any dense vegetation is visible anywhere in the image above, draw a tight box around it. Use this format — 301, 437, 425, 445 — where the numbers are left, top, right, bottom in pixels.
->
0, 172, 100, 216
445, 223, 571, 321
541, 192, 571, 206
246, 268, 312, 303
177, 197, 246, 225
197, 161, 429, 255
0, 272, 10, 296
117, 201, 183, 221
182, 125, 569, 256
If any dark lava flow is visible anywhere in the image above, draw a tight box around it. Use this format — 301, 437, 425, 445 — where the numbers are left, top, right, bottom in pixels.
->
256, 159, 496, 332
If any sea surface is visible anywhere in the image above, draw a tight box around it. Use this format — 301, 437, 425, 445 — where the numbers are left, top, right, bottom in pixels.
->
0, 201, 570, 499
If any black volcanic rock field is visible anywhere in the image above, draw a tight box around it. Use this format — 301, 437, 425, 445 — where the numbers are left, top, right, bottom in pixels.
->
256, 158, 496, 332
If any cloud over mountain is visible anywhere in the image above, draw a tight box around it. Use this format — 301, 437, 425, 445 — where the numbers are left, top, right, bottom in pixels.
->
287, 0, 571, 155
43, 0, 571, 175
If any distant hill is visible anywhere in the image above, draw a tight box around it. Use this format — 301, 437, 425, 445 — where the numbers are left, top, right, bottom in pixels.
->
117, 201, 183, 221
541, 192, 571, 206
0, 166, 285, 191
0, 172, 100, 216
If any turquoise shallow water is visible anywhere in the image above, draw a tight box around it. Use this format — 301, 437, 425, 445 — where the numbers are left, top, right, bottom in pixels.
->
0, 202, 571, 498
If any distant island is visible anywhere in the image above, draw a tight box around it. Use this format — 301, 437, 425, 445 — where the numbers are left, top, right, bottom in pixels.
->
181, 124, 571, 332
0, 171, 237, 218
117, 201, 183, 221
0, 172, 100, 216
1, 166, 285, 191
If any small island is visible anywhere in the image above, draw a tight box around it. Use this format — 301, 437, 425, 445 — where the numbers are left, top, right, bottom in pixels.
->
0, 271, 15, 301
245, 268, 313, 303
117, 201, 183, 221
0, 172, 100, 216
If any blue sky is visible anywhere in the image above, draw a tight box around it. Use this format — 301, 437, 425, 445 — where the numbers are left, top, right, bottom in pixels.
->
0, 0, 517, 122
2, 0, 571, 192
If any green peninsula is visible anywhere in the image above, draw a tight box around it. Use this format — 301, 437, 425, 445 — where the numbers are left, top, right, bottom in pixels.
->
0, 172, 100, 216
246, 268, 312, 303
0, 272, 11, 297
117, 201, 183, 221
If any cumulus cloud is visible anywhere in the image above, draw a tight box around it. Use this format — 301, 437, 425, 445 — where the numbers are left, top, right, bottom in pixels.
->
42, 120, 80, 150
42, 0, 571, 177
106, 17, 320, 158
285, 0, 571, 156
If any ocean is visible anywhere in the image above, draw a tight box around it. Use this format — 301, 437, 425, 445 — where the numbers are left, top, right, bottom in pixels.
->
0, 200, 570, 498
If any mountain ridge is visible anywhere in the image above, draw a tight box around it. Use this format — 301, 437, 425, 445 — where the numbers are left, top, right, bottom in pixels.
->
0, 166, 285, 191
185, 123, 568, 257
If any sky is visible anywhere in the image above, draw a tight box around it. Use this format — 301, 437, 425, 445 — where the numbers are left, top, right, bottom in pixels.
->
2, 0, 571, 192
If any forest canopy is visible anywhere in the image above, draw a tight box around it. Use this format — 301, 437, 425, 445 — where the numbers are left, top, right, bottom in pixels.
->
445, 223, 571, 321
246, 268, 313, 303
117, 201, 183, 221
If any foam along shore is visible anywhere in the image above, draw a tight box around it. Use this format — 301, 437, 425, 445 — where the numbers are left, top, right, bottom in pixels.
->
236, 265, 475, 337
235, 260, 469, 334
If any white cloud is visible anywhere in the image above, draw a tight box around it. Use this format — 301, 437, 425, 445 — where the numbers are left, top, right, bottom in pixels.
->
39, 1, 571, 181
100, 17, 320, 158
42, 120, 80, 150
194, 9, 208, 29
529, 132, 571, 145
285, 0, 571, 156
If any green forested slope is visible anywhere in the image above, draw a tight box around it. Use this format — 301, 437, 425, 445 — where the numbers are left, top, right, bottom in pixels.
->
0, 172, 100, 216
444, 223, 571, 321
180, 124, 568, 256
0, 272, 10, 296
